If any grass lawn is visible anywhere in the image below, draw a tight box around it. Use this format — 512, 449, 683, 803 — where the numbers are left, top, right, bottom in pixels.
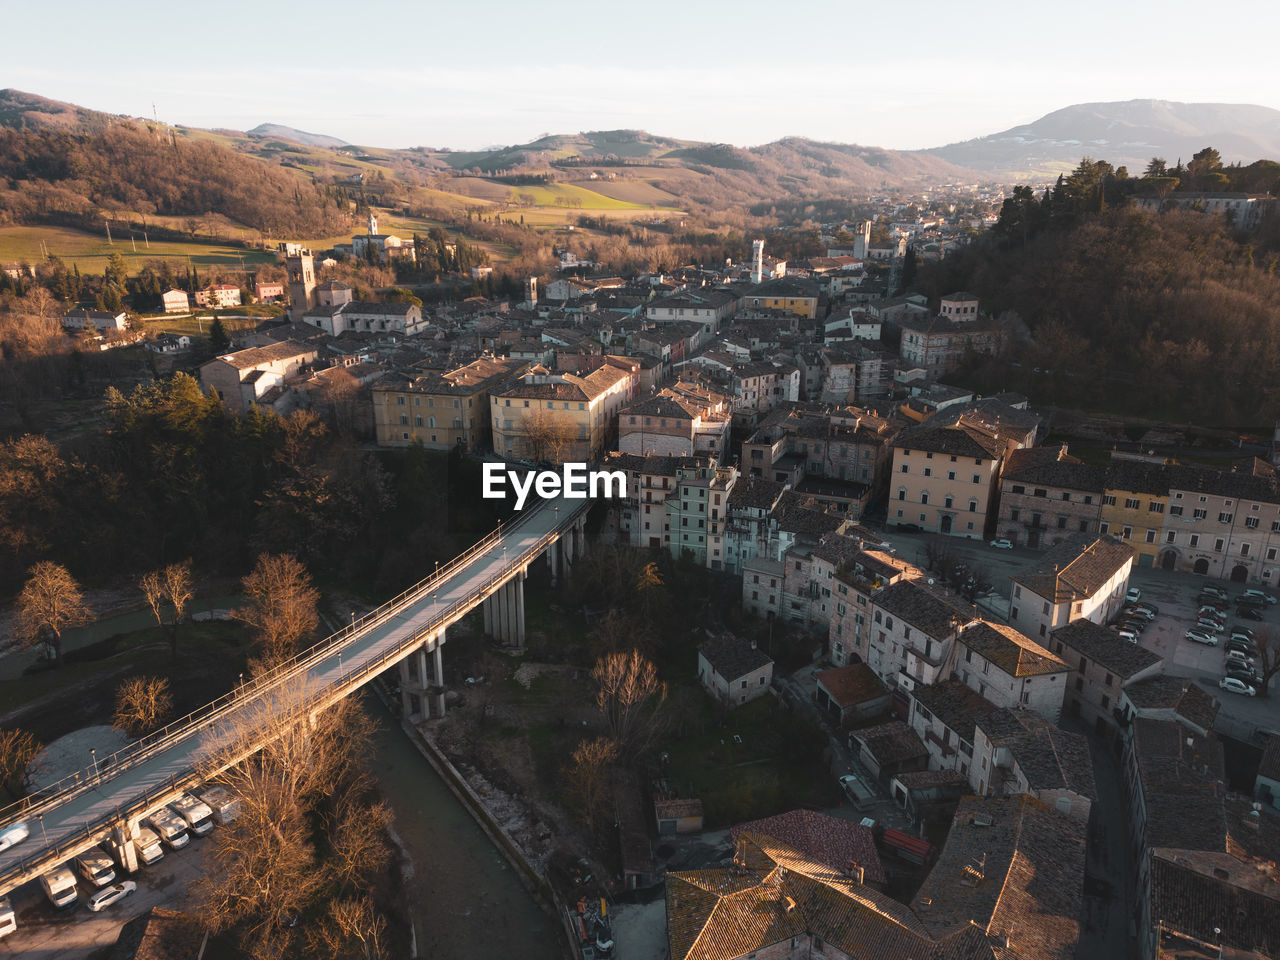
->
663, 693, 838, 828
139, 314, 261, 339
0, 225, 277, 275
1, 621, 256, 746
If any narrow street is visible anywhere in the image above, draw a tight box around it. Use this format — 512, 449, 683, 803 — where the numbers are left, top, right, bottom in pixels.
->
1075, 726, 1134, 960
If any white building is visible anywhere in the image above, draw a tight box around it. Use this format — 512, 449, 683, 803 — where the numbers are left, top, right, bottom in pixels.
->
1009, 535, 1135, 643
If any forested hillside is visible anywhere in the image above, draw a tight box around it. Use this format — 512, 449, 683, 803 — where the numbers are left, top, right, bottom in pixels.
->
915, 153, 1280, 425
0, 124, 346, 236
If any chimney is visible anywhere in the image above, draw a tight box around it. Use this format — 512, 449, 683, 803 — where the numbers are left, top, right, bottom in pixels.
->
846, 862, 865, 884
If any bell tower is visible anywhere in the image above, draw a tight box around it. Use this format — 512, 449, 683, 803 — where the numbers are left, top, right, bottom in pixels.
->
368, 211, 378, 235
286, 250, 316, 322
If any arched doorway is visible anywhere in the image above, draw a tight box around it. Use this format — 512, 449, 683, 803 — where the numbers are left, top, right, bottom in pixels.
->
1161, 551, 1177, 571
1193, 558, 1210, 575
1231, 564, 1249, 583
940, 515, 953, 534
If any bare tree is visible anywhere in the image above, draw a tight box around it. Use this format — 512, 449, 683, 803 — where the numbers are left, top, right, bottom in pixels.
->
566, 736, 618, 833
592, 649, 667, 753
326, 796, 393, 888
0, 728, 42, 800
308, 896, 390, 960
235, 553, 320, 672
524, 406, 580, 463
114, 676, 175, 738
140, 559, 193, 658
16, 561, 92, 667
1251, 625, 1280, 698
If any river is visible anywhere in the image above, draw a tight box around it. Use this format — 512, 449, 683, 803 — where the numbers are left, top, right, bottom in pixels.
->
365, 694, 563, 959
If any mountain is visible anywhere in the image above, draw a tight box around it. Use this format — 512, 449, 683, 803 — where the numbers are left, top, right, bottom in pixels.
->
247, 123, 348, 149
0, 88, 121, 132
925, 99, 1280, 177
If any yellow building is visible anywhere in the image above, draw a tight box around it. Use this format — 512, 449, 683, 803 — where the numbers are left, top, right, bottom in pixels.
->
1099, 462, 1171, 569
742, 278, 820, 320
373, 356, 527, 450
491, 360, 637, 462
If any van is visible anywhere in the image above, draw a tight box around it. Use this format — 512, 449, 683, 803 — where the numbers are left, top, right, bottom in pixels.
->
40, 866, 78, 909
197, 786, 241, 825
146, 808, 189, 850
0, 897, 15, 939
134, 827, 164, 866
74, 847, 117, 888
170, 793, 214, 837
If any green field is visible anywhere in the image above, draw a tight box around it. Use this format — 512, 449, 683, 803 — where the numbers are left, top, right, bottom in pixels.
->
0, 225, 277, 275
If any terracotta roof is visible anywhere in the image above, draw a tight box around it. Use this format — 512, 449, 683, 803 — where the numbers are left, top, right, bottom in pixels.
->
1131, 719, 1226, 852
894, 420, 1006, 460
1150, 851, 1280, 956
731, 809, 886, 885
959, 621, 1068, 678
213, 340, 315, 370
873, 580, 976, 640
816, 663, 888, 709
975, 710, 1096, 800
850, 720, 929, 767
1011, 535, 1134, 604
1002, 446, 1105, 492
1124, 677, 1221, 734
698, 635, 772, 683
1049, 619, 1162, 679
914, 795, 1086, 960
666, 832, 994, 960
911, 681, 999, 745
655, 798, 704, 820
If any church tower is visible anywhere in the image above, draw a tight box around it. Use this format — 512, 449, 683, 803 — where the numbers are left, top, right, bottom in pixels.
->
368, 211, 378, 236
852, 219, 872, 260
286, 250, 316, 322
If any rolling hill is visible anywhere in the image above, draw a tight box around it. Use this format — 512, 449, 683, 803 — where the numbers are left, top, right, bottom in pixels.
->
246, 123, 349, 149
924, 99, 1280, 177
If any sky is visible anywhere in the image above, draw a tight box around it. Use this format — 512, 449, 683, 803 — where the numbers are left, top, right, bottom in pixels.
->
6, 0, 1277, 151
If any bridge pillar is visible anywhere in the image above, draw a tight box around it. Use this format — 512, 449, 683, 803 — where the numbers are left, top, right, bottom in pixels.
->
548, 539, 560, 587
110, 821, 140, 873
398, 659, 416, 719
433, 634, 445, 689
515, 571, 526, 647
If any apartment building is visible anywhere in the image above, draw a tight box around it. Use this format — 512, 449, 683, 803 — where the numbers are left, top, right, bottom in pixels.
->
1099, 461, 1173, 569
1159, 461, 1280, 584
372, 356, 526, 449
1049, 619, 1163, 732
1008, 535, 1134, 642
996, 446, 1105, 548
490, 360, 636, 461
954, 621, 1070, 722
970, 710, 1096, 820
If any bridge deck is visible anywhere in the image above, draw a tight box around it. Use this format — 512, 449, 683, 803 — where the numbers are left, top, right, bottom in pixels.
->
0, 493, 587, 894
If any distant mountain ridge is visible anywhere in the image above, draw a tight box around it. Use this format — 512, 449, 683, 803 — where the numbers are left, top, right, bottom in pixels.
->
247, 123, 349, 149
924, 99, 1280, 177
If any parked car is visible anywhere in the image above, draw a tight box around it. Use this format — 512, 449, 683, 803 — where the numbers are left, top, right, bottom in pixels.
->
896, 523, 923, 534
1219, 677, 1257, 697
1133, 602, 1160, 616
0, 897, 14, 940
1123, 606, 1156, 621
1185, 629, 1218, 646
1117, 629, 1140, 643
1195, 616, 1225, 633
1125, 587, 1142, 603
1116, 619, 1147, 634
1198, 604, 1227, 618
1225, 638, 1258, 657
0, 822, 29, 854
1230, 626, 1256, 642
1226, 650, 1257, 668
1241, 588, 1276, 605
1236, 606, 1265, 621
87, 881, 136, 912
989, 538, 1013, 550
1201, 585, 1229, 602
1197, 594, 1227, 610
1226, 667, 1263, 688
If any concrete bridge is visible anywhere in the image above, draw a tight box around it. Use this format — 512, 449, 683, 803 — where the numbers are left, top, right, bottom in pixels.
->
0, 493, 591, 899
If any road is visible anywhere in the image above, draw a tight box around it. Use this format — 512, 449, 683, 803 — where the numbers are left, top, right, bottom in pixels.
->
0, 492, 588, 898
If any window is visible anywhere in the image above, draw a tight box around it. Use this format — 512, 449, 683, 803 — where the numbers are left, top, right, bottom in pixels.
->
921, 492, 929, 505
1034, 488, 1047, 498
1010, 509, 1020, 522
1145, 529, 1156, 543
1058, 516, 1068, 529
1219, 512, 1234, 524
1042, 601, 1051, 615
900, 463, 908, 473
1100, 522, 1110, 534
1268, 548, 1277, 561
1246, 516, 1259, 529
969, 500, 978, 513
1101, 694, 1110, 710
1104, 673, 1113, 687
1241, 542, 1251, 557
1190, 534, 1200, 547
1170, 505, 1184, 517
1193, 509, 1207, 520
1122, 525, 1133, 540
972, 474, 981, 484
1103, 495, 1116, 507
1011, 485, 1025, 494
945, 495, 953, 508
948, 471, 956, 480
1215, 538, 1224, 552
898, 489, 906, 501
1125, 498, 1140, 510
923, 467, 932, 477
397, 396, 405, 406
1149, 502, 1165, 514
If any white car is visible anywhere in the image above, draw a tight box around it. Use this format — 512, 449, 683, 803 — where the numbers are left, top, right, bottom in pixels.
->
1219, 677, 1257, 697
1241, 589, 1276, 605
1185, 629, 1218, 646
1125, 587, 1142, 603
989, 538, 1013, 550
87, 881, 137, 912
0, 822, 29, 853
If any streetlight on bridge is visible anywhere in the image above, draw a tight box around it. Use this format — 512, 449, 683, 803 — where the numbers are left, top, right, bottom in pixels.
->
90, 748, 98, 779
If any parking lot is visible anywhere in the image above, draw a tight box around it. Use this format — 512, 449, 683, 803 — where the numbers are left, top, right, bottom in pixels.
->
876, 528, 1280, 738
0, 835, 210, 958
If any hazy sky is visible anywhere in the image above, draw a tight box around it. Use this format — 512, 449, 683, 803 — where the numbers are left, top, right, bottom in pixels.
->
7, 0, 1276, 150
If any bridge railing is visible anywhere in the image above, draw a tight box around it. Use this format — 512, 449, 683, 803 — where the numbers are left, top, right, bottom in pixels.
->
0, 497, 591, 892
0, 497, 571, 828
